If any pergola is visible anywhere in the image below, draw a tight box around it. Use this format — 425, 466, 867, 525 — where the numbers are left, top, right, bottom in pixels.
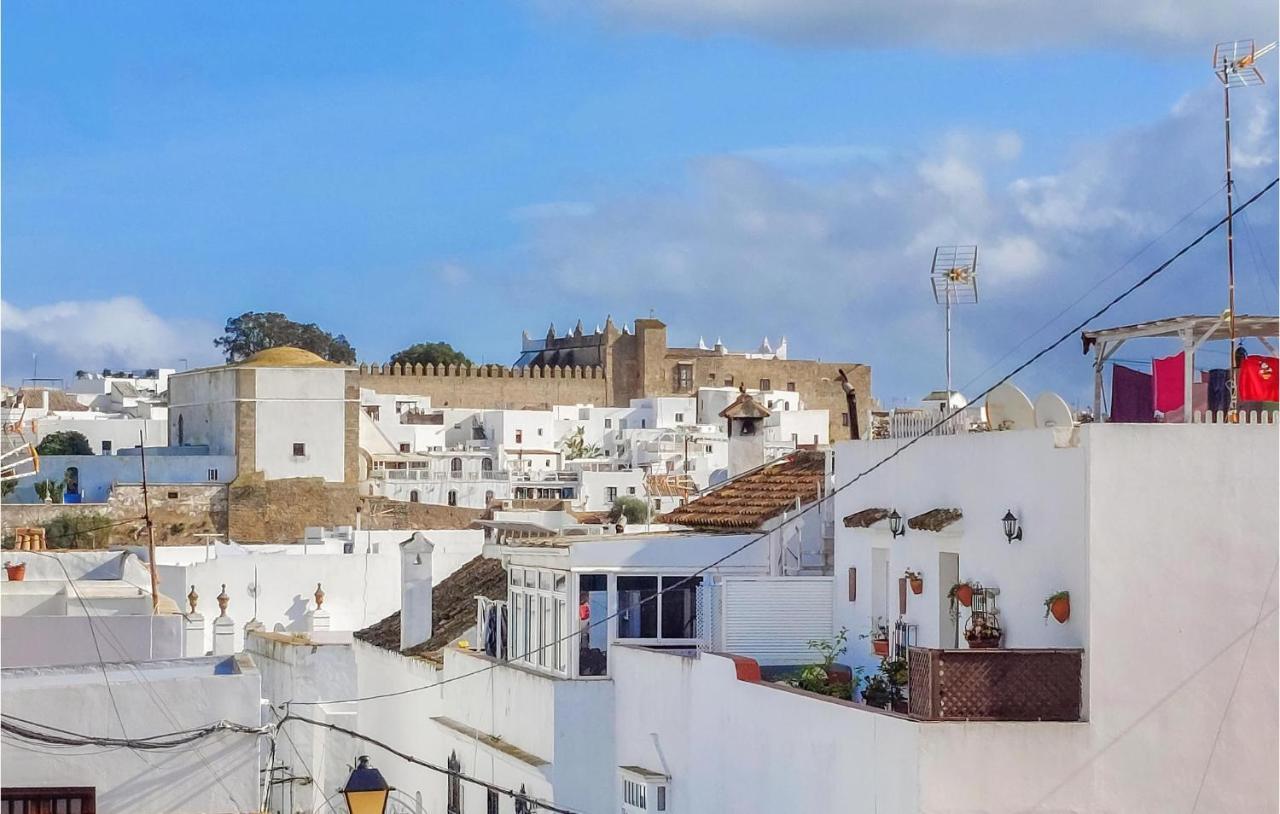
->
1081, 314, 1279, 422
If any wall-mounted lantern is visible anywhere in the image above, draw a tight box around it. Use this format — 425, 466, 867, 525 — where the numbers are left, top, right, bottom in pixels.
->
1002, 510, 1023, 543
888, 510, 906, 539
343, 755, 390, 814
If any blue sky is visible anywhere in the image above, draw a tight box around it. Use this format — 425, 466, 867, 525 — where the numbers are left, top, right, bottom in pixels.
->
3, 1, 1277, 406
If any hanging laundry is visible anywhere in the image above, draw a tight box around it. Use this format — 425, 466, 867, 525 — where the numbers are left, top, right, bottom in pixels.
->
1206, 369, 1230, 414
1239, 355, 1279, 402
1110, 364, 1153, 423
1151, 352, 1185, 414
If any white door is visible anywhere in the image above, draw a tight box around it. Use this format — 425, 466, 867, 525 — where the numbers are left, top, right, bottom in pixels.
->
939, 551, 960, 649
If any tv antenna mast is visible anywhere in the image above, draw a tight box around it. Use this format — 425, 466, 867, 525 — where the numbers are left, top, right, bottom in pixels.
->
930, 245, 979, 404
1212, 38, 1276, 411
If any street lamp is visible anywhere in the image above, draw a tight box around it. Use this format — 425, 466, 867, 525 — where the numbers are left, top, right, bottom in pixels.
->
343, 756, 390, 814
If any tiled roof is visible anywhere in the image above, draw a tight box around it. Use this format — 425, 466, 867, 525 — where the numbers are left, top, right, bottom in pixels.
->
907, 508, 963, 532
719, 390, 771, 420
659, 451, 826, 529
843, 507, 891, 528
354, 555, 507, 657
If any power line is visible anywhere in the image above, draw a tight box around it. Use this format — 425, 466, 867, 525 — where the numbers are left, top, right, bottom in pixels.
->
290, 177, 1277, 710
1, 713, 267, 750
280, 710, 580, 814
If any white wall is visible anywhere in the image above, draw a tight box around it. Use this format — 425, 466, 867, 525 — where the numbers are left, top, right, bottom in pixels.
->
0, 614, 184, 667
6, 452, 234, 503
167, 368, 238, 454
578, 469, 646, 512
254, 367, 350, 482
30, 415, 167, 454
611, 645, 921, 812
0, 655, 263, 814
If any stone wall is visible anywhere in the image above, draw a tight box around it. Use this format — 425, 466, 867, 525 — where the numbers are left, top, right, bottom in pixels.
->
1, 483, 227, 548
226, 473, 361, 543
354, 364, 608, 410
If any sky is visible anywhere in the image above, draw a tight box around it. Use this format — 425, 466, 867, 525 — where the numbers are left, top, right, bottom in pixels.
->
2, 1, 1277, 407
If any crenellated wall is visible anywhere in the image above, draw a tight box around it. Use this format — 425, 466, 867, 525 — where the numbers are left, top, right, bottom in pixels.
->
354, 364, 609, 409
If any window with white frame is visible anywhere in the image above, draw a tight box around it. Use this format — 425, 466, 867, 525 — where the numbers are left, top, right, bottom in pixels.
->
620, 769, 669, 813
508, 566, 568, 673
616, 575, 701, 641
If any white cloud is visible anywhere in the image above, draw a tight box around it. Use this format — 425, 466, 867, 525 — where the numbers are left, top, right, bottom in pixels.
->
1, 297, 220, 383
511, 201, 597, 221
518, 87, 1277, 403
435, 262, 472, 288
567, 0, 1276, 52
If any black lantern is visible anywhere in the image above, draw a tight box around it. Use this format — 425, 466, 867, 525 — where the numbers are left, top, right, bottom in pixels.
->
887, 510, 906, 539
1002, 510, 1023, 543
343, 756, 390, 814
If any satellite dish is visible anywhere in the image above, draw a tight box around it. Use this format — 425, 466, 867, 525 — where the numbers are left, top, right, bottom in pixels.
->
985, 382, 1034, 431
1034, 392, 1075, 429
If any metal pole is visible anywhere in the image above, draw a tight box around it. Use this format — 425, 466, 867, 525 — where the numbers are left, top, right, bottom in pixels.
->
139, 431, 160, 612
944, 295, 953, 403
1223, 75, 1239, 412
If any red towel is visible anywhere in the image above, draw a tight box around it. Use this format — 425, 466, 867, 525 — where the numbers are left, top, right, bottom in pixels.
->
1239, 355, 1279, 402
1152, 352, 1185, 413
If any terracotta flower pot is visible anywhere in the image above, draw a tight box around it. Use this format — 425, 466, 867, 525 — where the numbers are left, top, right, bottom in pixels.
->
872, 639, 890, 657
955, 584, 973, 607
1049, 596, 1070, 624
5, 563, 27, 581
909, 578, 923, 595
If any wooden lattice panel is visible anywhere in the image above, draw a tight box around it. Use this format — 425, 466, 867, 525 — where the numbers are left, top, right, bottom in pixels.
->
908, 647, 1082, 722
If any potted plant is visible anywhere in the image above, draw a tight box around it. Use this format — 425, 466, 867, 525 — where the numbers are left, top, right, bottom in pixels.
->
787, 628, 858, 700
5, 561, 26, 581
904, 569, 923, 595
964, 610, 1002, 649
860, 657, 909, 711
947, 581, 975, 608
1044, 590, 1070, 624
867, 620, 890, 657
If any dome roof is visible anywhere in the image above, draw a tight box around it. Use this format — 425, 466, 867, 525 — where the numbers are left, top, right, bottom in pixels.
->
236, 347, 341, 368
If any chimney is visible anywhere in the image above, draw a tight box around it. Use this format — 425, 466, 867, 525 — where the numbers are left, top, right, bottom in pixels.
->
400, 532, 435, 651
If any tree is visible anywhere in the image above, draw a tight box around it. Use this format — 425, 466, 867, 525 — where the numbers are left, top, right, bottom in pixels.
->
390, 342, 472, 370
34, 479, 64, 503
560, 426, 602, 460
214, 311, 357, 364
609, 496, 651, 525
36, 431, 93, 456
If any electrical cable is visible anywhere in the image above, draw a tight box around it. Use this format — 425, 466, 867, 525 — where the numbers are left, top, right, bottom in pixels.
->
279, 710, 580, 814
1, 713, 267, 750
289, 177, 1278, 709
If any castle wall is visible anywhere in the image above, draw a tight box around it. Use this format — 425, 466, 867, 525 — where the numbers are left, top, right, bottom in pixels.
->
354, 364, 609, 410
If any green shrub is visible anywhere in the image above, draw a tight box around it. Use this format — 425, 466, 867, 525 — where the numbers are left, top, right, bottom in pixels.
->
34, 479, 64, 503
608, 496, 651, 524
43, 512, 114, 549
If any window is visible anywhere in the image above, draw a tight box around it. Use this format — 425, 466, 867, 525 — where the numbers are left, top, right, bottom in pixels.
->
451, 457, 463, 477
177, 414, 184, 446
674, 412, 684, 423
617, 575, 701, 641
101, 440, 113, 454
723, 377, 734, 387
739, 418, 757, 436
791, 433, 798, 445
787, 381, 796, 392
842, 412, 850, 427
706, 445, 713, 453
447, 751, 462, 814
675, 365, 693, 390
515, 430, 523, 443
292, 443, 306, 457
399, 442, 411, 453
578, 573, 608, 676
760, 378, 771, 391
485, 490, 495, 504
481, 457, 494, 472
448, 490, 458, 506
607, 486, 618, 502
488, 789, 499, 814
537, 427, 544, 436
640, 419, 646, 428
604, 418, 613, 429
409, 490, 419, 503
509, 567, 570, 674
365, 405, 381, 420
545, 459, 551, 467
207, 469, 218, 480
167, 490, 180, 499
627, 486, 636, 495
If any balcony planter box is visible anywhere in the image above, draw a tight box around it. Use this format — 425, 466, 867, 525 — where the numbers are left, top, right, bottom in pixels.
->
872, 639, 890, 657
5, 562, 26, 581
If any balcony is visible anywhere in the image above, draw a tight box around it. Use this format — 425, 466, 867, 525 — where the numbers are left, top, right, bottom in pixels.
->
907, 647, 1083, 722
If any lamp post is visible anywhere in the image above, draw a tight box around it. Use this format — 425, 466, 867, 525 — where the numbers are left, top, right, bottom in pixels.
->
342, 756, 390, 814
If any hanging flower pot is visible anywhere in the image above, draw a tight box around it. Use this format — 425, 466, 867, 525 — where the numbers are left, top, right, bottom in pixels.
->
5, 562, 27, 581
872, 638, 890, 657
964, 610, 1002, 649
905, 569, 923, 595
1044, 591, 1070, 624
949, 582, 974, 608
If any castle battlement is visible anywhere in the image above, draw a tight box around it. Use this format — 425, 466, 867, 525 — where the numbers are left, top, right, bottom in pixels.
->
358, 363, 605, 379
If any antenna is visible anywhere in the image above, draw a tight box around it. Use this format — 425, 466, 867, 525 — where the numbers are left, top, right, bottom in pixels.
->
1212, 39, 1276, 413
930, 245, 979, 404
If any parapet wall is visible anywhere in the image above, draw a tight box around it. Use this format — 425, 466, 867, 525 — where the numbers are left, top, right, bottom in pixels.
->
355, 363, 609, 409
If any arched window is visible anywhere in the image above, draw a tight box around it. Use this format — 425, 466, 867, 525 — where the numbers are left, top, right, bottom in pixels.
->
447, 751, 461, 814
450, 457, 463, 478
484, 490, 495, 505
409, 490, 420, 503
64, 466, 81, 503
481, 457, 493, 473
447, 490, 458, 507
177, 414, 185, 446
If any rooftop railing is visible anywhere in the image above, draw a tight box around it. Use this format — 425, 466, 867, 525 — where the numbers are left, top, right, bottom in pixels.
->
907, 646, 1083, 722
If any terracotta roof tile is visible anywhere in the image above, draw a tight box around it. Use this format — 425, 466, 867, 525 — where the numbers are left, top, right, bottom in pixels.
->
659, 451, 826, 530
354, 555, 507, 656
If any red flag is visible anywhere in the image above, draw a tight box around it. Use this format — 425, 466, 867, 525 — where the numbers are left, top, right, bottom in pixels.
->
1239, 355, 1279, 402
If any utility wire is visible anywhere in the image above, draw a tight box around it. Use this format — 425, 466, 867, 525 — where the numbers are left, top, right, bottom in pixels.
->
1, 713, 267, 750
291, 178, 1277, 709
280, 710, 579, 814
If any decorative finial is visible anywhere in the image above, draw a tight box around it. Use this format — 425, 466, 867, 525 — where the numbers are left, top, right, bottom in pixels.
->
187, 585, 199, 615
314, 582, 325, 610
216, 584, 229, 617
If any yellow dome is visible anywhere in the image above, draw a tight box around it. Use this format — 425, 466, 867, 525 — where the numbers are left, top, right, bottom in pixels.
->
236, 347, 340, 368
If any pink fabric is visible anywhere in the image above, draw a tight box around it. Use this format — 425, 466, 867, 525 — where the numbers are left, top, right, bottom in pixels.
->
1152, 352, 1185, 413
